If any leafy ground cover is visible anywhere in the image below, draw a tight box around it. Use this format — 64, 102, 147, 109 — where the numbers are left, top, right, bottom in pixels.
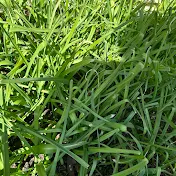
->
0, 0, 176, 175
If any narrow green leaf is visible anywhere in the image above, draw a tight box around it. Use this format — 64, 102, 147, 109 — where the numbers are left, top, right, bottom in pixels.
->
0, 77, 68, 84
1, 119, 10, 176
112, 158, 148, 176
88, 147, 141, 155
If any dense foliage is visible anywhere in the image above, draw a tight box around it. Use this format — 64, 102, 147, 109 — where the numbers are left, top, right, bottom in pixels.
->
0, 0, 176, 175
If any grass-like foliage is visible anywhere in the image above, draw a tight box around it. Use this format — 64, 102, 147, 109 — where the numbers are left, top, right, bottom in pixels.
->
0, 0, 176, 175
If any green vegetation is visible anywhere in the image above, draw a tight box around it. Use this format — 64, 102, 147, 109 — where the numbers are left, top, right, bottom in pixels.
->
0, 0, 176, 175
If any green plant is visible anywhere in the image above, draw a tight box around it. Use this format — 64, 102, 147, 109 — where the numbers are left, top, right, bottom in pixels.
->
0, 0, 176, 175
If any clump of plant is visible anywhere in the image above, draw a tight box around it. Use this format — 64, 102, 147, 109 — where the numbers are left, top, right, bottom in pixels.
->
0, 0, 176, 175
